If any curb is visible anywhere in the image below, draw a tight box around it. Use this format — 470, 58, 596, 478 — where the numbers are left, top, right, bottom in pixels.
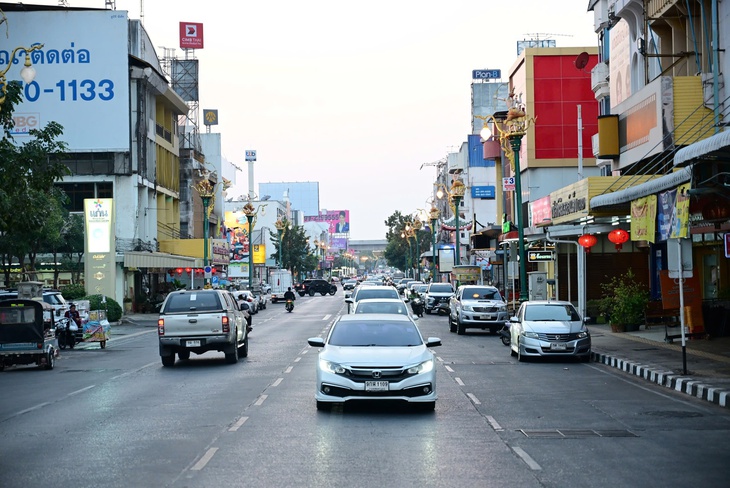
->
592, 351, 730, 410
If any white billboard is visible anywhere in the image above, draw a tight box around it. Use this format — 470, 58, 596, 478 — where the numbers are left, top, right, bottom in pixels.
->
5, 10, 131, 151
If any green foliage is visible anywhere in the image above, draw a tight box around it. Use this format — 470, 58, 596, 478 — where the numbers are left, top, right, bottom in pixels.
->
83, 294, 122, 323
599, 269, 649, 327
61, 283, 87, 300
269, 220, 313, 276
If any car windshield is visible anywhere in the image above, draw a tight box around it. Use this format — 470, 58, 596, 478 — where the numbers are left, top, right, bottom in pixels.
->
329, 320, 423, 346
524, 304, 581, 322
355, 302, 408, 315
429, 284, 453, 293
355, 289, 399, 301
164, 292, 222, 313
463, 287, 501, 300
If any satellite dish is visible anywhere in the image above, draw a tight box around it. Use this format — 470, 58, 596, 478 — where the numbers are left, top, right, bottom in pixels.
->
574, 52, 589, 70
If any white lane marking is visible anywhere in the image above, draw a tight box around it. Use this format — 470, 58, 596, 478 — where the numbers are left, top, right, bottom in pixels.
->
486, 416, 503, 431
14, 402, 50, 417
191, 447, 218, 471
512, 446, 542, 471
67, 385, 96, 397
444, 365, 454, 373
111, 362, 156, 380
436, 356, 444, 362
229, 416, 249, 432
301, 349, 308, 355
455, 377, 465, 386
284, 366, 293, 374
323, 314, 331, 321
254, 394, 268, 406
294, 357, 301, 363
272, 378, 283, 387
467, 393, 481, 405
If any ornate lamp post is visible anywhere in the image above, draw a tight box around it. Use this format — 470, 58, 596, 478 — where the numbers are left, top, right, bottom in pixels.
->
477, 95, 536, 302
241, 201, 267, 291
274, 218, 287, 268
401, 229, 412, 278
436, 178, 466, 266
0, 43, 43, 107
429, 206, 440, 281
193, 179, 216, 287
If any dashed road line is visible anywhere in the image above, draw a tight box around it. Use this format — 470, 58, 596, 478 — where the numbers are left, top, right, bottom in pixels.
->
67, 385, 96, 397
455, 377, 465, 386
467, 393, 481, 405
254, 394, 268, 406
444, 365, 454, 373
191, 447, 218, 471
272, 378, 283, 387
323, 314, 332, 321
436, 356, 444, 362
512, 446, 542, 471
228, 416, 249, 432
294, 357, 301, 362
486, 416, 503, 431
284, 366, 293, 374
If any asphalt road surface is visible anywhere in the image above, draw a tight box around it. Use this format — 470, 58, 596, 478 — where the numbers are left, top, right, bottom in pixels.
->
1, 292, 729, 487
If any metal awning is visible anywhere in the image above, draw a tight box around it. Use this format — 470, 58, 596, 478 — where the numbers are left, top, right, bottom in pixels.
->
123, 251, 196, 269
674, 130, 730, 167
590, 167, 692, 211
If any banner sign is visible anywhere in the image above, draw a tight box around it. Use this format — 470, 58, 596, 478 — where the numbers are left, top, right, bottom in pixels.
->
630, 195, 657, 243
84, 198, 116, 298
304, 210, 350, 234
180, 22, 204, 49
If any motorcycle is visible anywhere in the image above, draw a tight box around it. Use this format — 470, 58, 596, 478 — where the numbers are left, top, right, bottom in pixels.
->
499, 321, 511, 346
56, 317, 77, 350
285, 299, 294, 313
409, 297, 424, 318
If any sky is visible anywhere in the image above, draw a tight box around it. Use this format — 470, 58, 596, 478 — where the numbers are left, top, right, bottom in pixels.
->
26, 0, 598, 240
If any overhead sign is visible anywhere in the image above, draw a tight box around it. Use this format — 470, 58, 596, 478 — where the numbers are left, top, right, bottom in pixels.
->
203, 109, 218, 126
528, 251, 553, 262
503, 177, 516, 192
180, 22, 204, 49
245, 150, 257, 162
472, 69, 501, 80
471, 186, 495, 199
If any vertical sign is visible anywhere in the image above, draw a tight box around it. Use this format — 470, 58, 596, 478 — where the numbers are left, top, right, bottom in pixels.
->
84, 199, 116, 299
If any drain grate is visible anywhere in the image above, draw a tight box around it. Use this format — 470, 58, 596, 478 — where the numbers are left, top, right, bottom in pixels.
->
519, 429, 638, 438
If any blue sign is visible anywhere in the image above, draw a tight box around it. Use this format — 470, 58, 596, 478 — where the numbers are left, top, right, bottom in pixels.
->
211, 276, 219, 285
472, 186, 496, 199
472, 69, 501, 80
245, 150, 256, 162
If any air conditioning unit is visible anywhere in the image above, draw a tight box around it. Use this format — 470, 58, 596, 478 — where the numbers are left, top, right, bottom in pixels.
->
591, 62, 609, 99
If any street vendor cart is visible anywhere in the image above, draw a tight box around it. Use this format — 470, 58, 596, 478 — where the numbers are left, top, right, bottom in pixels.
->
82, 309, 110, 348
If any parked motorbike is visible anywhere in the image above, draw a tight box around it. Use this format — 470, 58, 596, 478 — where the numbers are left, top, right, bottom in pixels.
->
499, 321, 511, 346
410, 297, 424, 318
56, 317, 76, 350
285, 299, 294, 313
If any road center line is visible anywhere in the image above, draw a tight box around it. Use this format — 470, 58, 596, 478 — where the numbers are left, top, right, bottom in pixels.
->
294, 357, 301, 362
455, 377, 465, 386
512, 446, 542, 471
228, 416, 249, 432
284, 366, 293, 373
436, 356, 444, 362
467, 393, 481, 405
272, 378, 283, 387
444, 365, 454, 373
191, 447, 218, 471
14, 402, 50, 417
486, 416, 503, 431
323, 314, 331, 321
301, 349, 308, 355
254, 394, 268, 406
67, 385, 96, 397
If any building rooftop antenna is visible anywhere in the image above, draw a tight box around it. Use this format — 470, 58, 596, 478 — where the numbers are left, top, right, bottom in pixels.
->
522, 33, 574, 41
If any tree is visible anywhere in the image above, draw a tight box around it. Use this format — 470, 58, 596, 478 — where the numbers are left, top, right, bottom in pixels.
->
383, 211, 410, 271
59, 214, 85, 285
269, 221, 313, 278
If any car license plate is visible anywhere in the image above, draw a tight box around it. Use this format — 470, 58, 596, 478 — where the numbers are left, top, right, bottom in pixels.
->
365, 381, 389, 391
550, 342, 567, 351
186, 340, 201, 347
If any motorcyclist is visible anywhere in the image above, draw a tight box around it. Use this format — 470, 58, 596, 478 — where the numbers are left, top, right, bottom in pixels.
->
64, 303, 82, 328
283, 287, 296, 301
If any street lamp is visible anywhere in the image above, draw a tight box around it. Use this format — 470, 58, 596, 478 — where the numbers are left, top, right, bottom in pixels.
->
400, 229, 413, 278
0, 43, 44, 107
274, 218, 287, 268
436, 178, 466, 266
477, 95, 536, 302
404, 216, 423, 281
242, 201, 267, 291
429, 206, 440, 280
192, 179, 216, 287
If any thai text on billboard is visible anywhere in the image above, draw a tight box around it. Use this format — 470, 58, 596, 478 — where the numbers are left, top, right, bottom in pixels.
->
304, 210, 350, 234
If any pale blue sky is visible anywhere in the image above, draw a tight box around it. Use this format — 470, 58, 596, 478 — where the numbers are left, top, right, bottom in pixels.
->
25, 1, 598, 240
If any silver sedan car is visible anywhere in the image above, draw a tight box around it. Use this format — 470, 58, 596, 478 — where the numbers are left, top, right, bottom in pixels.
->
509, 300, 591, 362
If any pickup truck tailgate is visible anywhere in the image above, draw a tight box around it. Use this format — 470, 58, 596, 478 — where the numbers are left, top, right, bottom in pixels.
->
160, 312, 226, 337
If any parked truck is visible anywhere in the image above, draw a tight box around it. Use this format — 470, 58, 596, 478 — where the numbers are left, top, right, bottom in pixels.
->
269, 269, 293, 303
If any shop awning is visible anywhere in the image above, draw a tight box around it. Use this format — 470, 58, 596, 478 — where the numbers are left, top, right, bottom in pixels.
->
674, 130, 730, 167
590, 167, 692, 211
123, 251, 196, 269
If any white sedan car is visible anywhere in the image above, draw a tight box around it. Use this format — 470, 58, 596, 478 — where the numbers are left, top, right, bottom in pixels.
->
307, 314, 441, 411
351, 298, 411, 317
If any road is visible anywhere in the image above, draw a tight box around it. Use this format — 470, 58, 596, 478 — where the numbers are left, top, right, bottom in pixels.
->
1, 292, 729, 487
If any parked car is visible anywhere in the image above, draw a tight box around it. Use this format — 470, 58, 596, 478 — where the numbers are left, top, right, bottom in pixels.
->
307, 314, 441, 411
296, 279, 337, 297
424, 282, 454, 315
509, 300, 591, 362
449, 285, 508, 335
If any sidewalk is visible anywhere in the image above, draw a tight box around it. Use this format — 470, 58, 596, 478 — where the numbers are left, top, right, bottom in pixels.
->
589, 323, 730, 410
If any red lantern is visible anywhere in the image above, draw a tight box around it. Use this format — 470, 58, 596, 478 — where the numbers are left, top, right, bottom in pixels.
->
607, 229, 630, 251
578, 234, 598, 253
176, 268, 183, 275
185, 267, 192, 273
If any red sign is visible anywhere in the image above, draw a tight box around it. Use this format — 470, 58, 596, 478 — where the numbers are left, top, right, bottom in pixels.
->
179, 22, 204, 49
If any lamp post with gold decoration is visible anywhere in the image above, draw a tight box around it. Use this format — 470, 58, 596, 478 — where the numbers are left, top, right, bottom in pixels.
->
436, 178, 466, 266
274, 218, 287, 269
0, 43, 44, 108
405, 217, 423, 281
476, 92, 536, 302
192, 179, 216, 287
429, 206, 440, 280
242, 201, 267, 291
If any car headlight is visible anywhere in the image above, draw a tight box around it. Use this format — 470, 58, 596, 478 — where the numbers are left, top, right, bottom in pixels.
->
522, 331, 539, 339
462, 305, 473, 311
319, 359, 346, 374
407, 359, 434, 374
577, 328, 590, 339
499, 305, 507, 312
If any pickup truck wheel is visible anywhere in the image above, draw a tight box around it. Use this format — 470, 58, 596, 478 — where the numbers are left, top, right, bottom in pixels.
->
329, 289, 336, 296
457, 320, 466, 335
320, 291, 326, 296
449, 317, 457, 333
225, 340, 239, 364
161, 354, 175, 367
178, 350, 190, 360
238, 335, 249, 358
309, 289, 316, 297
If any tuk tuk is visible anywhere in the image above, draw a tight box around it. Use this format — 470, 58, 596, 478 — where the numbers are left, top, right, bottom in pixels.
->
0, 298, 57, 371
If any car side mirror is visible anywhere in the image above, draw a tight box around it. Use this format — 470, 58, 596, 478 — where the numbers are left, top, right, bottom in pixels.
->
308, 337, 325, 348
510, 316, 519, 323
425, 337, 441, 347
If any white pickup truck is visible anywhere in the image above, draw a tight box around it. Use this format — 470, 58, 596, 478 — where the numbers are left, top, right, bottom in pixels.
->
157, 289, 248, 367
